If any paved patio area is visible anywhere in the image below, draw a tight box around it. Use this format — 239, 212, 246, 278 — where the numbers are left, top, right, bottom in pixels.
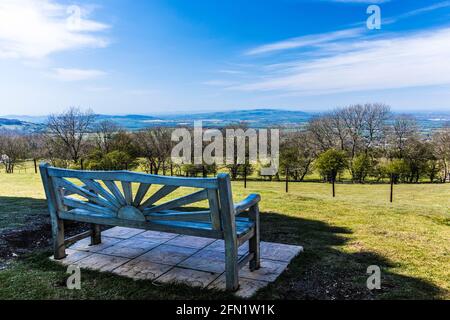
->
52, 226, 303, 298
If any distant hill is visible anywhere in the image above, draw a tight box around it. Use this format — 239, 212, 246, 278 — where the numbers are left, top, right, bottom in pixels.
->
0, 118, 44, 132
163, 109, 312, 127
1, 109, 449, 133
1, 109, 312, 132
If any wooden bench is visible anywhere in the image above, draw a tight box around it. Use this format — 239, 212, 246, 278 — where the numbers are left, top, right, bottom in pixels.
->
39, 163, 261, 291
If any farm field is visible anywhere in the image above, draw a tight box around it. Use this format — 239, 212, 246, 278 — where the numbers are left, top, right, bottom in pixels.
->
0, 167, 449, 300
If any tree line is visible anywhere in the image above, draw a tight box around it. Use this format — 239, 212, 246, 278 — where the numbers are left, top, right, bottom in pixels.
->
0, 105, 449, 184
281, 104, 450, 183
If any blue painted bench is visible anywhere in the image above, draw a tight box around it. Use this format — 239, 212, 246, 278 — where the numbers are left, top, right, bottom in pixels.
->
39, 163, 261, 291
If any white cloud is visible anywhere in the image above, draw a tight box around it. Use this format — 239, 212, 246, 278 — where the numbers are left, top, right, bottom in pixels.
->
0, 0, 110, 59
51, 68, 107, 81
230, 27, 450, 96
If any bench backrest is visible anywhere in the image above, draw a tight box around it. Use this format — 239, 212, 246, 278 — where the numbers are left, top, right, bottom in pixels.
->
39, 163, 236, 233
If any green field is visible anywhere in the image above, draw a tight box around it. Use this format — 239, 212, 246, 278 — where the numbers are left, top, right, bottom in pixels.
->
0, 165, 449, 300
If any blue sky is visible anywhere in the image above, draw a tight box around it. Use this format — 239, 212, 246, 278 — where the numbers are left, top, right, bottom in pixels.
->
1, 0, 450, 115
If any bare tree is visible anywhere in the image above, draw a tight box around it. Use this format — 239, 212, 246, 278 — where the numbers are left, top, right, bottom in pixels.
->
432, 125, 450, 182
329, 109, 348, 151
390, 115, 419, 159
27, 133, 46, 172
135, 127, 173, 175
307, 116, 336, 152
362, 103, 390, 154
46, 107, 96, 163
0, 130, 29, 173
341, 104, 366, 159
94, 120, 120, 153
280, 131, 315, 181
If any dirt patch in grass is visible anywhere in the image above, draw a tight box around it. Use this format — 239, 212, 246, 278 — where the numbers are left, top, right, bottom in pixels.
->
0, 217, 92, 263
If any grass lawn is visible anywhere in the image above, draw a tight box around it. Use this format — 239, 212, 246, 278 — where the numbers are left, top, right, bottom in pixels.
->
0, 166, 449, 299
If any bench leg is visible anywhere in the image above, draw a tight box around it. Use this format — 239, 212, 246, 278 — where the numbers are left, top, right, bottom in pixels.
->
249, 204, 261, 271
52, 218, 66, 260
90, 224, 101, 245
224, 237, 239, 291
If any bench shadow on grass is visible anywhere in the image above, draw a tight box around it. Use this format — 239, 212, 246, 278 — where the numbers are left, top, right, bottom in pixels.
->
0, 196, 445, 300
255, 211, 445, 300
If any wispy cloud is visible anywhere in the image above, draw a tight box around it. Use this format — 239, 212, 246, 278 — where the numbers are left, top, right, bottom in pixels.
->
245, 28, 364, 56
247, 1, 450, 57
51, 68, 107, 81
230, 27, 450, 96
0, 0, 110, 59
217, 69, 246, 75
385, 1, 450, 24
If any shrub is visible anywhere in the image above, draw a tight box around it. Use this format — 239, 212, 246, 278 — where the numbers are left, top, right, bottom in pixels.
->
315, 149, 348, 182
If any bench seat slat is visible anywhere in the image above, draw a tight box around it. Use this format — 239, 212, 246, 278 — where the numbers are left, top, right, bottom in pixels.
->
59, 209, 223, 239
60, 209, 254, 238
149, 219, 253, 238
146, 210, 211, 222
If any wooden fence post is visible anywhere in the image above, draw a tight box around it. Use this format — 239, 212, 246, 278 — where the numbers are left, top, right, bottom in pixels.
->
390, 174, 394, 203
332, 178, 336, 197
285, 167, 289, 193
33, 158, 37, 174
244, 166, 247, 189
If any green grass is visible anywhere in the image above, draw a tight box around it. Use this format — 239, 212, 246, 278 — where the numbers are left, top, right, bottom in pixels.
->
0, 163, 449, 300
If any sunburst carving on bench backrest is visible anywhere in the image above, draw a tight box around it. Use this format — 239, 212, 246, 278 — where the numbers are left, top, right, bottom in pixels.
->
52, 176, 215, 225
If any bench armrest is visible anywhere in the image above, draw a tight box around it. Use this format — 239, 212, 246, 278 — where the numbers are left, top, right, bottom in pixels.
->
234, 193, 261, 215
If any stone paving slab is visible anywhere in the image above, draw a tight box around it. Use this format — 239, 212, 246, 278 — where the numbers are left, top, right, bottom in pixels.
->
204, 239, 249, 255
112, 259, 173, 280
75, 253, 130, 272
69, 236, 122, 252
239, 259, 289, 282
208, 274, 269, 299
54, 226, 303, 298
138, 244, 198, 265
165, 235, 216, 249
133, 230, 178, 243
102, 227, 145, 239
51, 249, 93, 264
157, 267, 220, 288
259, 242, 302, 262
98, 238, 160, 258
178, 249, 227, 273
